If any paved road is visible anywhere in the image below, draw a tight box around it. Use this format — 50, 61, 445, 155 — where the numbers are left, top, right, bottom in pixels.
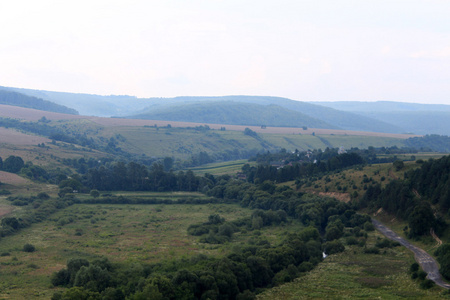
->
372, 219, 450, 289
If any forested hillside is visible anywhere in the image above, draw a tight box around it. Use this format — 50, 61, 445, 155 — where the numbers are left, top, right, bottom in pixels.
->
361, 155, 450, 238
131, 101, 337, 129
129, 96, 402, 133
0, 90, 78, 115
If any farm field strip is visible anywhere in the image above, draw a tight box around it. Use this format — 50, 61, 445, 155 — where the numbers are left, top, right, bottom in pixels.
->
0, 104, 418, 138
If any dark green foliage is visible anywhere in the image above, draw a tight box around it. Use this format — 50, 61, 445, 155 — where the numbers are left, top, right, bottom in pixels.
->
37, 192, 50, 200
67, 258, 90, 285
405, 135, 450, 152
408, 202, 435, 237
418, 270, 427, 280
323, 240, 345, 255
1, 217, 20, 230
20, 164, 50, 181
363, 247, 380, 254
409, 155, 450, 213
435, 244, 450, 280
325, 225, 343, 241
410, 262, 419, 273
84, 162, 206, 192
2, 155, 24, 173
393, 160, 404, 171
375, 238, 400, 248
363, 221, 375, 231
23, 243, 36, 252
74, 265, 112, 292
51, 268, 70, 286
244, 149, 365, 184
90, 189, 100, 198
345, 237, 358, 245
420, 279, 435, 289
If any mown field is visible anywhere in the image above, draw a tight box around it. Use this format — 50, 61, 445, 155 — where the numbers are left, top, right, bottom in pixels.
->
187, 160, 252, 176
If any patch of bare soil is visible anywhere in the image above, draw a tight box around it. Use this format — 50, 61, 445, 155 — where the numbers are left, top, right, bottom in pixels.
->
318, 192, 351, 202
430, 228, 443, 248
0, 170, 30, 185
0, 104, 83, 121
0, 205, 14, 217
0, 127, 51, 145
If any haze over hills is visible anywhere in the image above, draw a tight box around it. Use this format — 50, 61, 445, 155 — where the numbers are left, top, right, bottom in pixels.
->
130, 101, 338, 129
313, 101, 450, 135
1, 86, 450, 135
0, 89, 78, 115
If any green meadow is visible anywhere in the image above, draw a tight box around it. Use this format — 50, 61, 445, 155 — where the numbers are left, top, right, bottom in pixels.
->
0, 199, 304, 299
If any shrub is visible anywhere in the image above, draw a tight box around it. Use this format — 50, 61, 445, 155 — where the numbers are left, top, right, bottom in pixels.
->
323, 240, 345, 255
410, 262, 419, 273
363, 221, 375, 231
346, 237, 359, 245
418, 270, 427, 280
23, 243, 36, 252
363, 246, 380, 254
420, 279, 435, 289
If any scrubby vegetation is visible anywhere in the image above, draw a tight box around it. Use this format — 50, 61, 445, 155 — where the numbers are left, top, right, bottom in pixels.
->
1, 114, 450, 300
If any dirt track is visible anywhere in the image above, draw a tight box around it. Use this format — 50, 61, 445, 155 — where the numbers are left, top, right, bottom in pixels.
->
372, 219, 450, 289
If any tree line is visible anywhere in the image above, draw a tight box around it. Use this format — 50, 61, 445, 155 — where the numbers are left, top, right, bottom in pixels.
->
360, 155, 450, 238
242, 151, 365, 183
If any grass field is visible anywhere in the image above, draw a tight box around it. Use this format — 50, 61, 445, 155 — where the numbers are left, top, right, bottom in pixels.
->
0, 200, 303, 299
1, 105, 413, 165
188, 160, 252, 176
257, 228, 447, 299
301, 160, 425, 201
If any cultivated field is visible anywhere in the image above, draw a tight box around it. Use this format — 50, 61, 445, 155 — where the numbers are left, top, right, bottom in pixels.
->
0, 104, 418, 138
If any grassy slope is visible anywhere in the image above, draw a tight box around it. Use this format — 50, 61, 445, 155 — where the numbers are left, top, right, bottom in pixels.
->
0, 105, 414, 166
109, 125, 408, 159
257, 229, 445, 299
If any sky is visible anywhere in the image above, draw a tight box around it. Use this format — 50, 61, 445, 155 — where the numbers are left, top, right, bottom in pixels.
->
1, 0, 450, 104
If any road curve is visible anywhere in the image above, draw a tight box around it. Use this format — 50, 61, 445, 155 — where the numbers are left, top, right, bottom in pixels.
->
371, 219, 450, 289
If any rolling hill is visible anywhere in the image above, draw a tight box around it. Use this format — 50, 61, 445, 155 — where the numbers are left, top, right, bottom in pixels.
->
0, 89, 78, 115
129, 96, 403, 134
3, 86, 449, 135
313, 101, 450, 135
130, 101, 338, 129
0, 87, 404, 134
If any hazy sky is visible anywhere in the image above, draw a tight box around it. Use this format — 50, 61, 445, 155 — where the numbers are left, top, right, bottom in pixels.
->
1, 0, 450, 104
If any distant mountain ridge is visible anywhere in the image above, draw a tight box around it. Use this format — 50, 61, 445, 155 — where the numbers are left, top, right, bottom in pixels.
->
313, 101, 450, 135
129, 96, 402, 133
0, 89, 78, 115
310, 101, 450, 112
2, 86, 449, 135
131, 100, 338, 129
